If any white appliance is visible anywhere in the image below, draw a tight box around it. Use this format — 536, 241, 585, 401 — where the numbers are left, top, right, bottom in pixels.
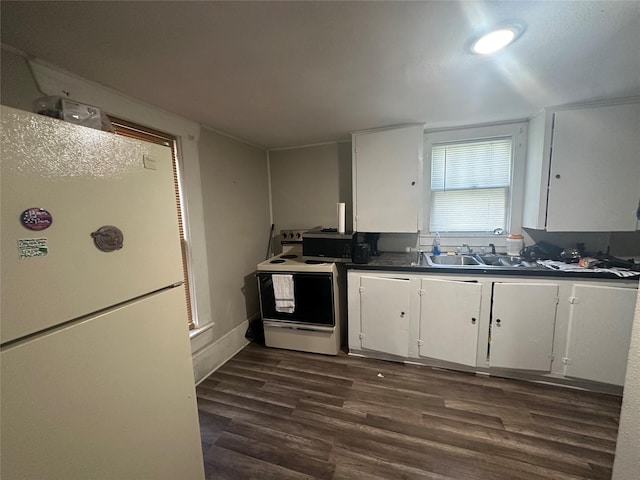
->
0, 106, 205, 479
257, 230, 345, 355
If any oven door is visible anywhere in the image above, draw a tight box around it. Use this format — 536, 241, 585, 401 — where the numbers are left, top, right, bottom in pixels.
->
257, 272, 335, 328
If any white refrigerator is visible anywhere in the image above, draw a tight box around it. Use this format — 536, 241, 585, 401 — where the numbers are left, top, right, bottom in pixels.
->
0, 106, 205, 479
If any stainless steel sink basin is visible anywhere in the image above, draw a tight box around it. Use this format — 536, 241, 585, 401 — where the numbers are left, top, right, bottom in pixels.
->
427, 255, 482, 266
475, 254, 522, 267
424, 253, 529, 268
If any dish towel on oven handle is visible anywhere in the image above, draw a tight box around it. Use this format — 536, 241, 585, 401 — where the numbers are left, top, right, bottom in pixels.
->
272, 274, 295, 313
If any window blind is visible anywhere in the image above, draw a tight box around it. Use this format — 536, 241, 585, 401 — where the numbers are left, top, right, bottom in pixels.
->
430, 137, 512, 232
108, 116, 196, 330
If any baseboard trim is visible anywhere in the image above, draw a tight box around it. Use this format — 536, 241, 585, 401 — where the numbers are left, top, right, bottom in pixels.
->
349, 348, 624, 395
193, 319, 251, 385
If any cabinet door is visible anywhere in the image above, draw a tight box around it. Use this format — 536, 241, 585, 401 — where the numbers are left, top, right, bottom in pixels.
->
419, 278, 481, 367
522, 111, 553, 229
353, 125, 423, 232
359, 275, 410, 357
546, 102, 640, 231
491, 283, 559, 371
564, 285, 637, 385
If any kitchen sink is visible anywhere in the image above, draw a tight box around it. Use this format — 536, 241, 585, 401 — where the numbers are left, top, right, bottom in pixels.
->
475, 254, 523, 267
423, 253, 531, 268
427, 255, 482, 266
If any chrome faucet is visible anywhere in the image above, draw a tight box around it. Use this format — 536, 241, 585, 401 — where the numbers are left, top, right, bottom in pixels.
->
461, 244, 473, 254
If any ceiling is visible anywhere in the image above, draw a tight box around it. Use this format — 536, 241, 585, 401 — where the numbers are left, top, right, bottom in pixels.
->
1, 1, 639, 149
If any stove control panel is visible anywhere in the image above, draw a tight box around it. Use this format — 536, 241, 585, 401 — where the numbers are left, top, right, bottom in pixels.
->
280, 229, 307, 244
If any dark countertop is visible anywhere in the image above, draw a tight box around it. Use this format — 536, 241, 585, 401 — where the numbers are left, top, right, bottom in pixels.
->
346, 252, 640, 281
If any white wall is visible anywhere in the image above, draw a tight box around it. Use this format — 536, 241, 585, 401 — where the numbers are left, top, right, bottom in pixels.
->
195, 127, 270, 328
0, 47, 42, 112
269, 142, 352, 247
613, 287, 640, 480
190, 129, 270, 383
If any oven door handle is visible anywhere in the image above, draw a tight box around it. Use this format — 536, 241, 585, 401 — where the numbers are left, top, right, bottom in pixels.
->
263, 321, 335, 333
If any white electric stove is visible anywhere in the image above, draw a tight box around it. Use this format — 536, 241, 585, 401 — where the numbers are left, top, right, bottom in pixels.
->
257, 246, 337, 274
256, 229, 344, 355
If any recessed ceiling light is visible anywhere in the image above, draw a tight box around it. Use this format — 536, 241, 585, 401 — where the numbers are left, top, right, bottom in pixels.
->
469, 24, 524, 55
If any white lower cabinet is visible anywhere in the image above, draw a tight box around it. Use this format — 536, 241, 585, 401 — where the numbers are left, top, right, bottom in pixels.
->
354, 274, 411, 357
563, 284, 637, 386
489, 282, 559, 372
418, 278, 481, 367
347, 270, 638, 388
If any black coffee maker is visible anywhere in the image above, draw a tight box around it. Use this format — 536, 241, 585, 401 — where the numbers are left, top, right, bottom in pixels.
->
353, 232, 381, 264
352, 242, 371, 264
363, 233, 381, 256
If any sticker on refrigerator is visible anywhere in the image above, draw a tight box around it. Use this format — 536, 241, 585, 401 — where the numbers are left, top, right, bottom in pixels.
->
18, 238, 48, 259
20, 208, 53, 231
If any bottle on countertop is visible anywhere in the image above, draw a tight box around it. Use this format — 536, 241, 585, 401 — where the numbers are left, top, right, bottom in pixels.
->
432, 232, 441, 256
506, 233, 524, 256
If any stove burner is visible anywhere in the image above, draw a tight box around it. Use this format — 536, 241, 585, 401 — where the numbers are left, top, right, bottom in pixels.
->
305, 260, 326, 265
270, 259, 286, 264
280, 254, 298, 259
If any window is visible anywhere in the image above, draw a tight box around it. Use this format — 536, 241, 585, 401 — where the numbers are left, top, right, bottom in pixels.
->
109, 116, 196, 330
430, 137, 512, 233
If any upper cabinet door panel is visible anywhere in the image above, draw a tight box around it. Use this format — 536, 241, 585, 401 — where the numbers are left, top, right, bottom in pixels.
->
353, 125, 423, 232
546, 102, 640, 231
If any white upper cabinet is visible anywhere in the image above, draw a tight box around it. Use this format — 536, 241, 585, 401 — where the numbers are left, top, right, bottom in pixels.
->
523, 101, 640, 231
352, 124, 424, 232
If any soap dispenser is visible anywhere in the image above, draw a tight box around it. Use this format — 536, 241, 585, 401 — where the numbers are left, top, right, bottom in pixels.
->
432, 232, 441, 256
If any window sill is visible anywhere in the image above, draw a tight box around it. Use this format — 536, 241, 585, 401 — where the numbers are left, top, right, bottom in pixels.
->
419, 233, 507, 243
189, 322, 214, 340
419, 234, 508, 253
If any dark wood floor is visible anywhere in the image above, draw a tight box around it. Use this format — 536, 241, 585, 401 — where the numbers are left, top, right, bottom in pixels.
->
197, 342, 621, 480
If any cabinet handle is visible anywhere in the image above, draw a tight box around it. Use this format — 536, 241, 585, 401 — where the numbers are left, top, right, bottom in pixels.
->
471, 317, 476, 324
495, 318, 501, 327
400, 312, 405, 317
555, 174, 561, 179
411, 181, 416, 186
